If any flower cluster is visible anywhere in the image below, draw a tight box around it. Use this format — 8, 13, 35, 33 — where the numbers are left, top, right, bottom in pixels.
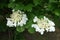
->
6, 10, 28, 27
32, 16, 55, 35
6, 9, 55, 35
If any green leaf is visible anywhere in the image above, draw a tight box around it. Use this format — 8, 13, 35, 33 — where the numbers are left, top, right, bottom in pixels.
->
16, 26, 25, 32
28, 27, 35, 33
55, 12, 60, 16
25, 13, 34, 29
45, 4, 54, 11
54, 9, 60, 16
8, 2, 16, 8
49, 0, 56, 3
25, 20, 33, 29
15, 3, 24, 10
24, 4, 33, 12
33, 0, 40, 6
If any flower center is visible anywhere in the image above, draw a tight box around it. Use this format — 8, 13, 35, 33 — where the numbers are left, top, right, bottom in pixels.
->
10, 11, 23, 22
37, 18, 49, 29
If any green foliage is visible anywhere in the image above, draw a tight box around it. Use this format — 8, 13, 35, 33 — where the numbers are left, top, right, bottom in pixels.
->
28, 27, 35, 33
33, 0, 41, 6
49, 0, 57, 3
8, 2, 16, 8
24, 4, 33, 12
16, 26, 25, 32
25, 20, 33, 29
53, 9, 60, 16
15, 3, 24, 10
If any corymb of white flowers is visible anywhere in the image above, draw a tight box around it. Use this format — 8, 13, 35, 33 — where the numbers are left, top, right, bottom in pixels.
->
32, 16, 55, 35
6, 10, 28, 27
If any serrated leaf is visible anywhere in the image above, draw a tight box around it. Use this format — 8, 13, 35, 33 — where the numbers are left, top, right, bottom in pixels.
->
16, 26, 25, 32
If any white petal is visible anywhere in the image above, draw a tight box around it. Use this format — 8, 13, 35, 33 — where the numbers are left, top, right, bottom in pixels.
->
22, 20, 26, 25
38, 28, 44, 35
49, 21, 55, 26
32, 24, 45, 35
12, 9, 15, 12
13, 21, 16, 27
18, 23, 23, 26
35, 27, 40, 32
49, 26, 55, 32
33, 16, 38, 22
32, 24, 38, 28
40, 31, 44, 35
18, 10, 20, 12
6, 18, 11, 20
39, 28, 45, 32
23, 14, 27, 17
32, 24, 40, 31
7, 20, 14, 27
22, 15, 28, 21
20, 24, 23, 26
25, 18, 28, 21
23, 22, 26, 25
46, 28, 49, 32
23, 17, 28, 21
21, 19, 26, 24
18, 21, 24, 26
18, 22, 20, 25
44, 16, 49, 21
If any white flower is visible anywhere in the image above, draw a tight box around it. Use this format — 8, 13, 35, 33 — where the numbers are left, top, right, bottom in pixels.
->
6, 10, 28, 27
32, 16, 55, 35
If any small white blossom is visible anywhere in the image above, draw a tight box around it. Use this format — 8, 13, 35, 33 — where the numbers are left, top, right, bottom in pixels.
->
33, 16, 38, 22
32, 16, 55, 35
6, 10, 28, 27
